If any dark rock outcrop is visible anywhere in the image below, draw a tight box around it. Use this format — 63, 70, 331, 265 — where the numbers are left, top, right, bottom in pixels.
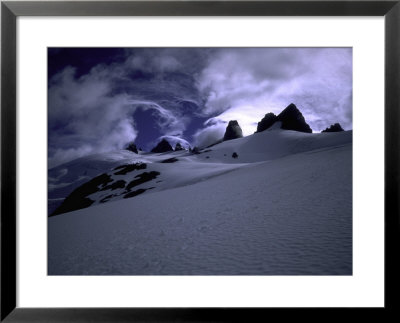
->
191, 147, 201, 154
50, 173, 113, 216
50, 167, 161, 216
256, 113, 277, 132
223, 120, 243, 141
113, 163, 147, 175
126, 142, 138, 154
100, 180, 126, 191
322, 123, 344, 133
256, 103, 312, 133
125, 171, 160, 191
151, 139, 173, 153
277, 103, 312, 133
160, 157, 179, 163
175, 142, 184, 151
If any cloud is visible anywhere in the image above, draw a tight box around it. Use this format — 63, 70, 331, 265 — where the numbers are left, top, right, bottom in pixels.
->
48, 48, 352, 167
197, 48, 352, 132
128, 54, 183, 74
48, 49, 208, 167
48, 145, 94, 170
48, 66, 138, 168
192, 122, 226, 148
127, 100, 187, 136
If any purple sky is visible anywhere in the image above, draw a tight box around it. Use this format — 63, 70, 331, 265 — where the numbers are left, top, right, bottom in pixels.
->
48, 47, 352, 168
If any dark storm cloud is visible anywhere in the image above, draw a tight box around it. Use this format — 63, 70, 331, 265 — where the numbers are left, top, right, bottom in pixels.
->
48, 47, 352, 166
48, 48, 210, 167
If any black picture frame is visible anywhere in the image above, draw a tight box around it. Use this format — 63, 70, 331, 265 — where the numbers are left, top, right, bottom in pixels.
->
1, 1, 399, 321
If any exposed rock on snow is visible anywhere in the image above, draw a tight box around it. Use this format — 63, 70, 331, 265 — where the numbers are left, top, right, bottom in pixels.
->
160, 157, 179, 163
49, 129, 353, 216
151, 139, 173, 153
191, 147, 201, 154
113, 163, 147, 175
49, 130, 352, 275
51, 169, 161, 216
125, 142, 138, 153
125, 171, 161, 191
277, 103, 312, 133
100, 180, 126, 191
157, 135, 191, 151
49, 121, 354, 220
174, 142, 184, 151
223, 120, 243, 141
256, 103, 312, 133
51, 173, 113, 216
322, 123, 344, 133
256, 112, 277, 132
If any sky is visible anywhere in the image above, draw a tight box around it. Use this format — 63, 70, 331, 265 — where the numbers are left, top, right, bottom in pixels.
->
48, 47, 352, 168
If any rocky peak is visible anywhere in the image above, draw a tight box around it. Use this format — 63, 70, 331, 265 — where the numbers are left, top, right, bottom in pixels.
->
223, 120, 243, 141
321, 123, 344, 133
125, 142, 138, 154
175, 142, 184, 151
256, 113, 277, 133
276, 103, 312, 133
151, 139, 173, 153
256, 103, 312, 133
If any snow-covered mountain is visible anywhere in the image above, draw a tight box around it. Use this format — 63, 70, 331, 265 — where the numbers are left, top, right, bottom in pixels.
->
49, 128, 351, 216
48, 128, 352, 275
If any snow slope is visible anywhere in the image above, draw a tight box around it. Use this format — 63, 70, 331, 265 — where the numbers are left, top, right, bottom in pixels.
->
48, 129, 352, 275
49, 129, 352, 214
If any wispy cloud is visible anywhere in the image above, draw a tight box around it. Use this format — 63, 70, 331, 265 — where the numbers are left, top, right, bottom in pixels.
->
48, 47, 352, 166
48, 49, 207, 167
198, 48, 352, 127
192, 48, 352, 147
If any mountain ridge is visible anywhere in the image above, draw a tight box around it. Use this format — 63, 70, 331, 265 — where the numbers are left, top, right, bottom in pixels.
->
49, 128, 352, 216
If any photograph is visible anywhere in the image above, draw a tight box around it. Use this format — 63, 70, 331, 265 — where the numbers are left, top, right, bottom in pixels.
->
47, 47, 353, 275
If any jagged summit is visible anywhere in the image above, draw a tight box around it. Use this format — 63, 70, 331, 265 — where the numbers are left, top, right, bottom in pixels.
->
151, 139, 173, 153
125, 142, 138, 154
223, 120, 243, 142
175, 142, 184, 151
277, 103, 312, 133
256, 112, 277, 133
256, 103, 312, 133
322, 123, 344, 133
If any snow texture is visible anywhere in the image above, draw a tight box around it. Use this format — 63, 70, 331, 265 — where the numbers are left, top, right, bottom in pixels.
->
48, 129, 352, 275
